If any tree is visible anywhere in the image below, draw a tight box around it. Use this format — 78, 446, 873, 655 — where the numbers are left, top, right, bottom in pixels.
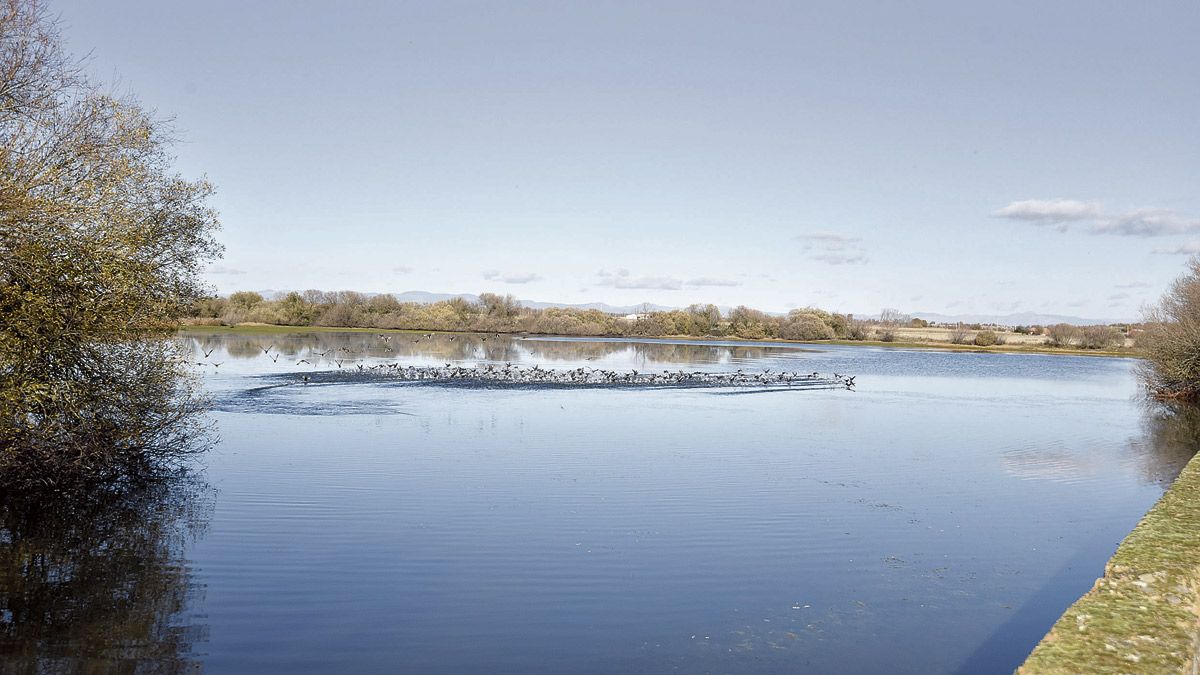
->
229, 291, 264, 311
479, 292, 520, 320
1079, 325, 1121, 350
0, 0, 221, 492
779, 310, 835, 341
877, 308, 906, 342
973, 330, 998, 346
949, 323, 971, 345
278, 291, 314, 325
1045, 323, 1080, 347
1139, 258, 1200, 399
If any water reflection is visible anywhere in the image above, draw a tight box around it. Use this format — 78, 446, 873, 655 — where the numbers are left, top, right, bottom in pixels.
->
1136, 402, 1200, 487
0, 477, 213, 673
183, 330, 809, 372
165, 330, 1200, 672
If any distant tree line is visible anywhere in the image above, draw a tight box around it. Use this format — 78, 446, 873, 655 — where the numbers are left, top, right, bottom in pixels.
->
187, 291, 866, 341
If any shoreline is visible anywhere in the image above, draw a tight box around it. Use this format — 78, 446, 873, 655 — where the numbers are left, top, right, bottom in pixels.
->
1019, 439, 1200, 672
178, 324, 1136, 359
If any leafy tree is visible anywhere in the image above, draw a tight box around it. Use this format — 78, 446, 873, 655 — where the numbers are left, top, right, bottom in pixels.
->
0, 1, 221, 491
278, 292, 314, 325
780, 310, 835, 341
228, 291, 264, 310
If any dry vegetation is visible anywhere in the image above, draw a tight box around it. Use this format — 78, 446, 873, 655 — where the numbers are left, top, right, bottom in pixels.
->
1140, 257, 1200, 400
1, 0, 220, 492
187, 291, 1135, 353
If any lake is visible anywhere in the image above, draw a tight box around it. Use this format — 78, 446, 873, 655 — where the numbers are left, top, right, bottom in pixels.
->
2, 330, 1194, 674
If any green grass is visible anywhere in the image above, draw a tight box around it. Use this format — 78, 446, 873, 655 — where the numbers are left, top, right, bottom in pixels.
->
1019, 451, 1200, 673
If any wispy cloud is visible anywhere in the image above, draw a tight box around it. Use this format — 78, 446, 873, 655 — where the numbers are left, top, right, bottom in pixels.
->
809, 252, 867, 265
994, 199, 1200, 237
794, 232, 867, 265
794, 232, 862, 249
1152, 241, 1200, 255
686, 277, 742, 287
597, 269, 682, 290
393, 265, 413, 274
207, 265, 246, 275
1097, 209, 1200, 237
991, 199, 1103, 227
482, 270, 542, 284
1114, 281, 1152, 289
594, 270, 746, 291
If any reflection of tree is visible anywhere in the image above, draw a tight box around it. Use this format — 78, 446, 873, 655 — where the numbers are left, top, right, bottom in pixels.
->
0, 477, 213, 673
1137, 402, 1200, 488
181, 330, 802, 369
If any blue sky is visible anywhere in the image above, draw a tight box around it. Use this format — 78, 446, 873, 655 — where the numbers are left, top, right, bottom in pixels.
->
56, 1, 1200, 319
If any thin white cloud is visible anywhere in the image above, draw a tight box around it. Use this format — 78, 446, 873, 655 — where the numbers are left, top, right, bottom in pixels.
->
794, 232, 862, 249
992, 199, 1103, 226
597, 269, 683, 290
207, 265, 246, 275
1114, 281, 1152, 289
393, 265, 413, 274
794, 231, 868, 265
809, 252, 867, 265
995, 199, 1200, 237
1152, 241, 1200, 255
686, 277, 742, 287
483, 270, 542, 284
1095, 208, 1200, 237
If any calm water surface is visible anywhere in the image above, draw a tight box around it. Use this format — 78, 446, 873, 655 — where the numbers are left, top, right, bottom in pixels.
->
3, 331, 1196, 674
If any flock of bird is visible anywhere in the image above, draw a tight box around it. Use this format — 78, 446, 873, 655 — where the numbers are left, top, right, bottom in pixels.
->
194, 334, 856, 391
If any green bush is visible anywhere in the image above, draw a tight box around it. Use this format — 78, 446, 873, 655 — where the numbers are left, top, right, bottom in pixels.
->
974, 330, 998, 346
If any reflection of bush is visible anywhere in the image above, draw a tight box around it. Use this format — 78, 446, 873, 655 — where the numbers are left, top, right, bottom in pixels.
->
1139, 403, 1200, 487
183, 331, 796, 369
0, 477, 213, 672
1, 341, 213, 493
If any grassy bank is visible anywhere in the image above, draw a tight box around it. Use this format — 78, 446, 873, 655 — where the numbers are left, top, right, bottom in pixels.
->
1019, 446, 1200, 673
179, 324, 1135, 358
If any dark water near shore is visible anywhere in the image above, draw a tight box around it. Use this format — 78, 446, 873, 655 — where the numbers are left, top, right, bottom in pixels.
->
3, 330, 1197, 673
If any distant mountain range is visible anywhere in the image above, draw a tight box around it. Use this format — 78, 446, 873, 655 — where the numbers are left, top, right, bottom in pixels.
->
246, 290, 1123, 326
906, 311, 1127, 327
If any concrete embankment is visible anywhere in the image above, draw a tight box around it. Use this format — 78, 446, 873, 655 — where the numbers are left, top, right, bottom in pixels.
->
1019, 449, 1200, 673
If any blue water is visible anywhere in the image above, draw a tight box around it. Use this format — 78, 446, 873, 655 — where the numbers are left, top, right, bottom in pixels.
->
2, 332, 1194, 674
